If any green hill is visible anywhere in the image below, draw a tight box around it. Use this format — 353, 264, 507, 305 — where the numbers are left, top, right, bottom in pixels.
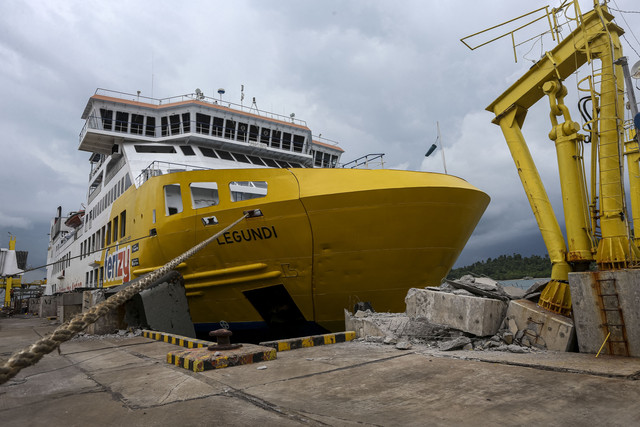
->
448, 253, 551, 280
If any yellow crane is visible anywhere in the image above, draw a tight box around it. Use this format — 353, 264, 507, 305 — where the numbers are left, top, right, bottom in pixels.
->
469, 1, 640, 316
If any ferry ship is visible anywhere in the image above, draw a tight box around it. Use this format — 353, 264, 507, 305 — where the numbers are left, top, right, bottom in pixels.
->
45, 88, 490, 336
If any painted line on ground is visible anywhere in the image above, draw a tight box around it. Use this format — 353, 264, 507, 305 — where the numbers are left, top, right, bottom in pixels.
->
260, 331, 356, 352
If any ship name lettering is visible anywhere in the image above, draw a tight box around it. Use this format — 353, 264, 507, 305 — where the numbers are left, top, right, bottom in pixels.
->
216, 226, 278, 245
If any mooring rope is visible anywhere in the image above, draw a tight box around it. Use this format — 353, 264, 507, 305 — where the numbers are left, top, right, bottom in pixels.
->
0, 213, 250, 386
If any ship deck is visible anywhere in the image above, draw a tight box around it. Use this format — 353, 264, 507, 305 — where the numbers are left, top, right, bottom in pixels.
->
1, 316, 639, 425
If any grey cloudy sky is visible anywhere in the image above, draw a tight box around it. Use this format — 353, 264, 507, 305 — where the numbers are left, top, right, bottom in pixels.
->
2, 0, 640, 281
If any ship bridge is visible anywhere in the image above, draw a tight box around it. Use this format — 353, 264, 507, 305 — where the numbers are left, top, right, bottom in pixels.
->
78, 89, 338, 168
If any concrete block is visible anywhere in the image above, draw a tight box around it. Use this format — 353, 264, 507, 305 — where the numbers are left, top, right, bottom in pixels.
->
570, 270, 640, 357
125, 278, 195, 338
345, 310, 409, 339
505, 299, 575, 352
39, 295, 57, 318
57, 304, 82, 323
28, 297, 40, 314
83, 290, 123, 335
62, 292, 83, 306
406, 289, 507, 336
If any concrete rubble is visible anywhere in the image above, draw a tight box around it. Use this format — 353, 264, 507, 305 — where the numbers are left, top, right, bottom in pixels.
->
345, 275, 567, 354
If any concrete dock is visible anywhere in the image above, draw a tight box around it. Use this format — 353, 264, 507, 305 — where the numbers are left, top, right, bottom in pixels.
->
1, 315, 640, 426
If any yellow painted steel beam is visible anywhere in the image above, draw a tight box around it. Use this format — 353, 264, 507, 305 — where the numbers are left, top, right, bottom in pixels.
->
543, 80, 594, 264
625, 134, 640, 246
182, 263, 268, 282
494, 105, 573, 315
495, 105, 569, 268
131, 262, 187, 276
487, 8, 623, 120
184, 270, 282, 290
590, 10, 639, 268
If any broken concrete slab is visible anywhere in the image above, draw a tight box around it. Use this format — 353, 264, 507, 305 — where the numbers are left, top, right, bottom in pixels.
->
439, 336, 471, 351
570, 269, 640, 357
344, 310, 462, 344
446, 275, 511, 301
505, 299, 575, 352
406, 288, 507, 336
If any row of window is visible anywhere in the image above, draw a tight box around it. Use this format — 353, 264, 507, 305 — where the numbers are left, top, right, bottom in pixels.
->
314, 151, 339, 168
163, 181, 266, 216
133, 144, 307, 168
80, 210, 127, 260
52, 252, 71, 275
86, 267, 103, 288
99, 108, 307, 153
89, 175, 132, 222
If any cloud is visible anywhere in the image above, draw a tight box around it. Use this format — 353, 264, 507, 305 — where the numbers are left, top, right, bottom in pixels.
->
0, 212, 31, 229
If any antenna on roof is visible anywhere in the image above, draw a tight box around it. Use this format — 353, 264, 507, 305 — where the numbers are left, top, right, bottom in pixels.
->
290, 113, 295, 123
241, 85, 245, 107
195, 88, 204, 100
218, 88, 225, 101
251, 96, 259, 112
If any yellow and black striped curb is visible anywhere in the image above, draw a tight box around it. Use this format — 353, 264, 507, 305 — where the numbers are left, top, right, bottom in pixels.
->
167, 345, 277, 372
142, 330, 212, 349
260, 331, 356, 352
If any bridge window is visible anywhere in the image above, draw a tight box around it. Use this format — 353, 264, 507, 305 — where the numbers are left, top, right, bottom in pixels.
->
115, 111, 129, 132
170, 115, 181, 135
199, 147, 218, 158
100, 109, 113, 131
161, 117, 168, 136
190, 182, 219, 209
213, 117, 224, 137
282, 132, 292, 151
229, 181, 268, 202
131, 114, 144, 134
237, 123, 248, 142
182, 113, 191, 133
260, 128, 271, 145
271, 131, 281, 148
180, 145, 196, 156
225, 119, 236, 139
249, 125, 259, 142
234, 153, 251, 164
134, 145, 176, 153
263, 158, 278, 167
164, 184, 183, 216
247, 155, 265, 166
217, 150, 234, 161
293, 135, 305, 152
145, 117, 156, 137
196, 113, 211, 134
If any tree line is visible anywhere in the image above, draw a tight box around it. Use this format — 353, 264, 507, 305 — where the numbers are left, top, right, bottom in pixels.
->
448, 253, 551, 280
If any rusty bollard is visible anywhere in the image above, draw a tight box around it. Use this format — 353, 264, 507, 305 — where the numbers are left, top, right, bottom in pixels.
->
208, 328, 242, 351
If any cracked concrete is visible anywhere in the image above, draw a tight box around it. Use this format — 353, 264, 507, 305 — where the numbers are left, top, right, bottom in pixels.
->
2, 316, 640, 426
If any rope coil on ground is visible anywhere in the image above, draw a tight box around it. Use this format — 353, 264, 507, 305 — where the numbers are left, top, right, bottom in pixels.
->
0, 213, 249, 386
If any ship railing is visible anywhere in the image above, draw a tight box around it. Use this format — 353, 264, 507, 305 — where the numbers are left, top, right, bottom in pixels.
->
340, 153, 385, 169
93, 88, 309, 127
136, 161, 211, 186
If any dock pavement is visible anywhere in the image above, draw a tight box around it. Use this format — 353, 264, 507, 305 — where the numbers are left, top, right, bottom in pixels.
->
1, 315, 639, 426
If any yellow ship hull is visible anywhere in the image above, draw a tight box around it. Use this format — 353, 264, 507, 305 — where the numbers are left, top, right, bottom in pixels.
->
104, 168, 489, 336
